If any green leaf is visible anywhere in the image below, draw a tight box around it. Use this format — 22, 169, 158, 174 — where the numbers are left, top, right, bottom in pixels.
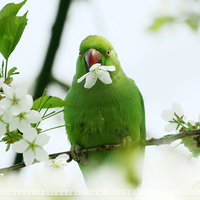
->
181, 136, 200, 158
185, 14, 200, 31
7, 67, 18, 77
6, 143, 10, 151
32, 96, 75, 110
0, 0, 27, 20
0, 12, 28, 60
148, 16, 176, 31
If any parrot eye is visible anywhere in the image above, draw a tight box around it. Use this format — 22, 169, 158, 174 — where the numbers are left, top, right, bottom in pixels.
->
79, 51, 82, 57
106, 49, 110, 57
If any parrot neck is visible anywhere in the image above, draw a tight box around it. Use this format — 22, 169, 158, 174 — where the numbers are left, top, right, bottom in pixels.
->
71, 71, 129, 107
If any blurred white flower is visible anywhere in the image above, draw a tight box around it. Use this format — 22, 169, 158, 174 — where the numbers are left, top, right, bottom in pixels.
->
161, 103, 186, 132
9, 110, 41, 132
12, 128, 50, 166
0, 77, 4, 88
1, 83, 33, 115
77, 63, 116, 89
44, 154, 69, 170
0, 107, 12, 137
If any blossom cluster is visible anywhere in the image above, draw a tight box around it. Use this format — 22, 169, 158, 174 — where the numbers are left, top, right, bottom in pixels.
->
0, 78, 69, 169
161, 103, 186, 132
162, 103, 200, 158
0, 79, 41, 136
161, 103, 200, 132
0, 78, 51, 166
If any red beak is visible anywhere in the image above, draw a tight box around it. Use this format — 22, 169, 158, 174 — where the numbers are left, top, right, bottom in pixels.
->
85, 49, 101, 71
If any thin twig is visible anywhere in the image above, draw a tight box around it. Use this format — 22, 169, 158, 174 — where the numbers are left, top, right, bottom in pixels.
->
50, 75, 70, 91
1, 129, 200, 174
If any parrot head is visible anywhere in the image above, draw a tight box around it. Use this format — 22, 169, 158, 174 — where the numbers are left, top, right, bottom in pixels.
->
75, 35, 122, 88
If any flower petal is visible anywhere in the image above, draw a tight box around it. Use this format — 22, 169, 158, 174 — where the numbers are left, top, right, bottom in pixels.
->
15, 83, 28, 99
35, 147, 49, 162
98, 70, 112, 84
9, 117, 20, 132
12, 140, 29, 153
0, 77, 5, 87
9, 104, 22, 116
0, 121, 6, 137
23, 149, 35, 166
0, 98, 12, 108
2, 110, 13, 123
23, 128, 37, 142
18, 95, 33, 112
90, 63, 101, 71
161, 110, 174, 122
25, 110, 41, 123
44, 159, 53, 168
18, 119, 31, 133
2, 84, 14, 99
35, 134, 50, 146
56, 154, 69, 161
84, 72, 97, 89
100, 65, 116, 72
171, 103, 184, 117
0, 107, 6, 115
77, 72, 91, 83
55, 154, 69, 165
164, 123, 177, 132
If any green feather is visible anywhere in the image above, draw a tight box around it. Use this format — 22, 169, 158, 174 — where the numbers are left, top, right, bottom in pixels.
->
64, 35, 146, 188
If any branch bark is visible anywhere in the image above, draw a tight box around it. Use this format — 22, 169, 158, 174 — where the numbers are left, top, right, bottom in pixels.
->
2, 129, 200, 174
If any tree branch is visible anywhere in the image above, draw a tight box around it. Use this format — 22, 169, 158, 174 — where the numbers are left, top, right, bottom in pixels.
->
33, 0, 72, 100
50, 75, 70, 91
1, 129, 200, 174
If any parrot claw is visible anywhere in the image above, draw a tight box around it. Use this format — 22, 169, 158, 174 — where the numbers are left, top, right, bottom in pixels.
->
70, 145, 81, 162
70, 145, 89, 165
121, 136, 132, 149
79, 154, 89, 166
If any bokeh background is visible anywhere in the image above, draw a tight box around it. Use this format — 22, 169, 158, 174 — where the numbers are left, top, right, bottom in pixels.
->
0, 0, 200, 193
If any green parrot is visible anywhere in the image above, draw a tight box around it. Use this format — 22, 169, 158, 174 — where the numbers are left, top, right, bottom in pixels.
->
64, 35, 146, 188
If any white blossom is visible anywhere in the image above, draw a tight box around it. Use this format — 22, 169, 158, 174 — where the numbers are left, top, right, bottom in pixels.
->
161, 103, 186, 132
1, 83, 33, 115
12, 128, 50, 166
9, 110, 41, 132
77, 63, 116, 89
44, 154, 69, 170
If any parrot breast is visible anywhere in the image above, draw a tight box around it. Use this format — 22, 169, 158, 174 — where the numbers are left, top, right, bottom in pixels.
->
65, 74, 144, 150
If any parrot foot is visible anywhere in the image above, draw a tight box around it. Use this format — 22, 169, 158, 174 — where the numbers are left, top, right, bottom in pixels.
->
70, 145, 89, 165
121, 136, 132, 149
